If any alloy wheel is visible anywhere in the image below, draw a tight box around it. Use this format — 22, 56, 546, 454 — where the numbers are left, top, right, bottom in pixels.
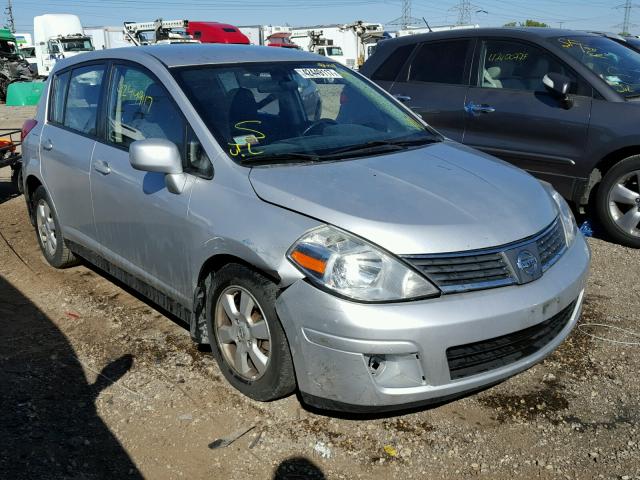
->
36, 199, 57, 257
214, 286, 271, 381
607, 169, 640, 237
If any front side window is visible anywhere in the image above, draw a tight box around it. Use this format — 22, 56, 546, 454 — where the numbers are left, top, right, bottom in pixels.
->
174, 61, 438, 165
409, 40, 471, 85
48, 70, 71, 124
63, 64, 105, 135
371, 44, 415, 82
107, 64, 212, 177
479, 40, 575, 93
555, 35, 640, 98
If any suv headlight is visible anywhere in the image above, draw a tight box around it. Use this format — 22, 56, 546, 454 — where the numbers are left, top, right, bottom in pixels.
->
287, 225, 440, 302
542, 182, 577, 246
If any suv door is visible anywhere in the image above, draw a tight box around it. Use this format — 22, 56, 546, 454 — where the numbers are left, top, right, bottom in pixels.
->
463, 38, 593, 199
90, 63, 213, 305
387, 38, 474, 142
40, 63, 106, 247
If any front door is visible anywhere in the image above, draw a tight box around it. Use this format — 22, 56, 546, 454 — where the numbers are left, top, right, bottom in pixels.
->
388, 38, 474, 142
40, 63, 106, 247
463, 38, 593, 198
90, 63, 208, 304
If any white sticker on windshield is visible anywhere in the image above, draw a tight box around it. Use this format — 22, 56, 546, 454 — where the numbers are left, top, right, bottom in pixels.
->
294, 68, 342, 79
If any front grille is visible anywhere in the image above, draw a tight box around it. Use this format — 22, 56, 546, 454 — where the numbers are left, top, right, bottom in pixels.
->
406, 252, 514, 293
403, 218, 567, 294
537, 220, 566, 271
446, 300, 576, 380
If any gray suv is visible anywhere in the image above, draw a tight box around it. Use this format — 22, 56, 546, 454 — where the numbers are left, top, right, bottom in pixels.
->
362, 28, 640, 248
21, 45, 590, 411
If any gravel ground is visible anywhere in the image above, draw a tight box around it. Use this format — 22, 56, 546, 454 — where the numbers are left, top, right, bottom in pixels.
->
0, 105, 639, 479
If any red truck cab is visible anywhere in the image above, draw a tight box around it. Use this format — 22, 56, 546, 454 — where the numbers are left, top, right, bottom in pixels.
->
186, 22, 250, 44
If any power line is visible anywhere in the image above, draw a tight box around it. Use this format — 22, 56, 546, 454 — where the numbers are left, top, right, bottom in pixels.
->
388, 0, 422, 28
449, 0, 483, 25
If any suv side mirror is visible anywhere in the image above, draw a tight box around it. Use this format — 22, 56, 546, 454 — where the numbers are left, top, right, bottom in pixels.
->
129, 138, 187, 194
543, 73, 573, 109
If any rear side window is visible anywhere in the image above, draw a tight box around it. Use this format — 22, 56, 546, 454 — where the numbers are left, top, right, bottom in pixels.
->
48, 71, 71, 124
63, 65, 106, 135
409, 40, 471, 85
371, 44, 414, 81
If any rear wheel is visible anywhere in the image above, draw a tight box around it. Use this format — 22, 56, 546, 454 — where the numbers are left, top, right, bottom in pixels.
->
596, 155, 640, 248
206, 263, 296, 401
32, 186, 79, 268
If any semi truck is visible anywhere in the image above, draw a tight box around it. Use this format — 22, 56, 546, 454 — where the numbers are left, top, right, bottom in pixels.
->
34, 14, 94, 77
238, 25, 292, 46
186, 22, 249, 44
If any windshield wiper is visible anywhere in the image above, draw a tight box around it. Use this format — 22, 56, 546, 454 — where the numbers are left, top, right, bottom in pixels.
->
240, 152, 323, 165
323, 136, 439, 158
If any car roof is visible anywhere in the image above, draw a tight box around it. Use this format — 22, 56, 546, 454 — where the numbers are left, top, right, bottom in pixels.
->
383, 27, 600, 47
58, 43, 323, 69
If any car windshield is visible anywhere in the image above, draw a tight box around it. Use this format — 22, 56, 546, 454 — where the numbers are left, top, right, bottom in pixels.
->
555, 35, 640, 98
0, 40, 19, 57
326, 47, 343, 56
173, 61, 438, 165
62, 39, 93, 52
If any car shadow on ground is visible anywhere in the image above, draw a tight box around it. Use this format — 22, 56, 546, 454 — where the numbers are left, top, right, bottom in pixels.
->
0, 175, 19, 205
0, 274, 143, 479
273, 457, 326, 479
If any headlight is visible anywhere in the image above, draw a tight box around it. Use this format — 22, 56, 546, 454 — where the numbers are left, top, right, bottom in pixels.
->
542, 182, 577, 246
287, 225, 440, 302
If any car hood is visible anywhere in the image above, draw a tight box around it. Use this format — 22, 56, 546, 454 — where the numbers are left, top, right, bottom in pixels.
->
248, 141, 557, 254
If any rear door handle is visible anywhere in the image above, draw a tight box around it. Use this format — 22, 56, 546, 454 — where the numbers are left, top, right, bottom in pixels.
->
464, 102, 496, 115
42, 139, 53, 151
94, 160, 111, 175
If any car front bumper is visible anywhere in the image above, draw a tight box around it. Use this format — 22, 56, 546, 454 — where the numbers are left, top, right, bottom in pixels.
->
275, 233, 590, 412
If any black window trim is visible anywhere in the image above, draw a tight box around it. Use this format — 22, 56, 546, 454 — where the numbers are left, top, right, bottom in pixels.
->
470, 36, 594, 98
46, 60, 108, 142
98, 59, 213, 180
400, 37, 477, 87
370, 42, 417, 83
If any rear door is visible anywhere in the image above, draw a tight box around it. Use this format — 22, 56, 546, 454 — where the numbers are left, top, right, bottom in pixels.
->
40, 63, 106, 247
90, 62, 212, 304
387, 38, 474, 142
463, 38, 593, 198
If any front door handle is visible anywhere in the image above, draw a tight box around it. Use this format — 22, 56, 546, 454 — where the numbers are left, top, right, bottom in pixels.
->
464, 102, 496, 115
94, 160, 111, 175
42, 139, 53, 151
393, 94, 412, 103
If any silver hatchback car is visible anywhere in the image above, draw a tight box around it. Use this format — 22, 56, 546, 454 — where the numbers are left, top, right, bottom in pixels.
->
21, 45, 590, 412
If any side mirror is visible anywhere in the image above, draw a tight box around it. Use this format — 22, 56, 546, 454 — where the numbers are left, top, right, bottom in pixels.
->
543, 73, 573, 109
129, 138, 186, 194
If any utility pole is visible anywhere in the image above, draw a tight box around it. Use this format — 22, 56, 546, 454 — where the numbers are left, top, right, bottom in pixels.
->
388, 0, 421, 29
5, 0, 15, 33
450, 0, 479, 26
615, 0, 639, 35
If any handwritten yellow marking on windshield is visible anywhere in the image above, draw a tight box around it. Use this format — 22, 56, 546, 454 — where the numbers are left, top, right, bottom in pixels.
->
118, 83, 153, 112
228, 121, 266, 157
558, 38, 606, 58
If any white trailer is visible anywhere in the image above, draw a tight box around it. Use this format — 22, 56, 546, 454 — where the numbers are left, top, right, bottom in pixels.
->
84, 26, 131, 50
395, 24, 479, 37
237, 25, 291, 45
290, 21, 384, 69
34, 14, 94, 77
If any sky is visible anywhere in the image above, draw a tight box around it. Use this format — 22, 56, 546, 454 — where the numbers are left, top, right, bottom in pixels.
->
11, 0, 625, 37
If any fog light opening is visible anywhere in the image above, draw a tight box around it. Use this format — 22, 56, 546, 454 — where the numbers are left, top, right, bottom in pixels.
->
367, 355, 386, 377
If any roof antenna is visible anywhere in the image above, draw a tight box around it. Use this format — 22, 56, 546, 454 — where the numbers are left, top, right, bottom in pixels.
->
422, 17, 433, 32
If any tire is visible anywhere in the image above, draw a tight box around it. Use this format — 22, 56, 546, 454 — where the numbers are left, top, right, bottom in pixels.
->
32, 186, 79, 268
10, 165, 23, 194
206, 263, 296, 401
596, 155, 640, 248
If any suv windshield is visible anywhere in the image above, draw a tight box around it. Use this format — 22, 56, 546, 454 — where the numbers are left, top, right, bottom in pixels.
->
62, 38, 93, 52
556, 35, 640, 98
173, 61, 438, 164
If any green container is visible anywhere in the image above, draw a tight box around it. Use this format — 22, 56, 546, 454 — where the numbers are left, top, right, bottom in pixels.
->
6, 82, 45, 106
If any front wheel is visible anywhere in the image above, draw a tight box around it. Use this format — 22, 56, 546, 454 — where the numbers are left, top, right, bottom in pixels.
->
206, 263, 296, 401
596, 155, 640, 248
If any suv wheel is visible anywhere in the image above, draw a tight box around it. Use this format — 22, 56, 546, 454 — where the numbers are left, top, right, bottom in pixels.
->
33, 186, 79, 268
596, 155, 640, 248
206, 263, 296, 401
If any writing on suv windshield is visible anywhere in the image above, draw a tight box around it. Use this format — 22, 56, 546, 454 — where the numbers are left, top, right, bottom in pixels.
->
557, 36, 640, 97
173, 61, 439, 165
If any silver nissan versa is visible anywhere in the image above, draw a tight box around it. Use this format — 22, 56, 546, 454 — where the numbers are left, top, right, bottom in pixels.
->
21, 45, 590, 412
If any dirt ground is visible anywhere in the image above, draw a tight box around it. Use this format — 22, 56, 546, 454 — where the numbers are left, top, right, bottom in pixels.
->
1, 105, 639, 480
